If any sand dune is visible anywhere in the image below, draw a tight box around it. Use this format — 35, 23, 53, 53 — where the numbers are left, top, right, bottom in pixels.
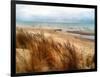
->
16, 26, 95, 73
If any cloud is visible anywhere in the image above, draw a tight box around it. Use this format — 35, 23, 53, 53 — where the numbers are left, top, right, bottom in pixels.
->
16, 4, 94, 23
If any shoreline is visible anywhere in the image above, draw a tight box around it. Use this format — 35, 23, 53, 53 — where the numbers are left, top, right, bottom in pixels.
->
16, 26, 94, 41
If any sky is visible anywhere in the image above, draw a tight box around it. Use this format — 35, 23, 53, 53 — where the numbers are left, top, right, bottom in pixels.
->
16, 4, 95, 24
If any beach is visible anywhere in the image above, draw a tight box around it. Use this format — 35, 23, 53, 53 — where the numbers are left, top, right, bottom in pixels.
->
16, 25, 95, 73
16, 4, 95, 73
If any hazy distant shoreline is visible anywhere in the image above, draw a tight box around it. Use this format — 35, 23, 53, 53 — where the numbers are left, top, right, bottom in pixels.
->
16, 24, 94, 41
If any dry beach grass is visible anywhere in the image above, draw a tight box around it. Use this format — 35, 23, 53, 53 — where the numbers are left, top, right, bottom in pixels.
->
16, 27, 95, 73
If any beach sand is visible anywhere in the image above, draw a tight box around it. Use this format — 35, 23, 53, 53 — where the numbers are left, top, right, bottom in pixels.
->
16, 26, 95, 73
